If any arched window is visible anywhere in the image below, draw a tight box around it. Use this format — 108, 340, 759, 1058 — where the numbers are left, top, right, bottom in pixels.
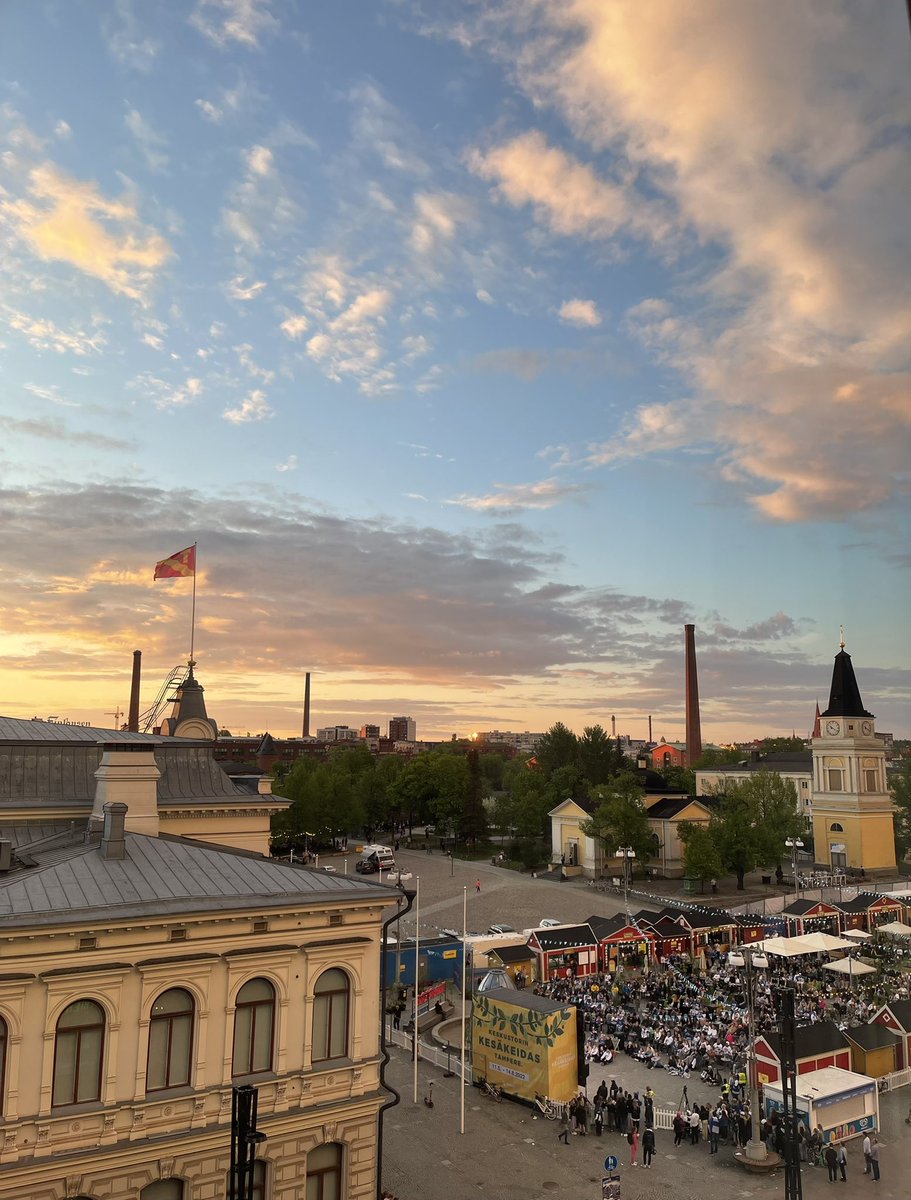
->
306, 1143, 343, 1200
312, 969, 349, 1063
0, 1015, 6, 1116
233, 979, 275, 1076
830, 823, 844, 833
140, 1180, 184, 1200
147, 987, 194, 1091
53, 999, 105, 1107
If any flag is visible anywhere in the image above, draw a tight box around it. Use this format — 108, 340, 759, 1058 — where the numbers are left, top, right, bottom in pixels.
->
154, 544, 196, 580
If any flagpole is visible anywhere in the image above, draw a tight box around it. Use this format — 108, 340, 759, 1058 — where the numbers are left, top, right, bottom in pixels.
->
189, 541, 198, 666
413, 875, 420, 1104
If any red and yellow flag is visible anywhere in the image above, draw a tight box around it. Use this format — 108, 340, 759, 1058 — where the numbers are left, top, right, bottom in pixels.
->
154, 544, 196, 580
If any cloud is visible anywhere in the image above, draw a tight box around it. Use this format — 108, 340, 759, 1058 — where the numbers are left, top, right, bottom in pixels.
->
558, 298, 601, 328
225, 275, 267, 301
221, 142, 302, 254
299, 267, 398, 395
446, 478, 585, 513
713, 612, 799, 642
468, 129, 668, 245
103, 0, 161, 70
190, 0, 278, 49
124, 107, 168, 172
447, 4, 911, 523
473, 348, 547, 381
280, 314, 309, 339
129, 371, 203, 410
235, 342, 275, 383
1, 163, 172, 299
476, 288, 494, 305
276, 455, 297, 472
54, 121, 71, 140
0, 415, 134, 451
4, 307, 106, 356
222, 388, 272, 423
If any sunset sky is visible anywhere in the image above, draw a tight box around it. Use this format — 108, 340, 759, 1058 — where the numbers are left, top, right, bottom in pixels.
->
1, 1, 909, 742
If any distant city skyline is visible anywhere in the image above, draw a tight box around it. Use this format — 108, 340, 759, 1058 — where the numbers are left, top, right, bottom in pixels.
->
1, 4, 909, 741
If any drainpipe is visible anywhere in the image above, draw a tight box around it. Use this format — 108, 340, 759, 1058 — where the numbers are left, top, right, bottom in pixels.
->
377, 886, 416, 1200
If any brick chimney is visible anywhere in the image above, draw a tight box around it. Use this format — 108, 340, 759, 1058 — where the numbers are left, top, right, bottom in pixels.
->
684, 624, 703, 768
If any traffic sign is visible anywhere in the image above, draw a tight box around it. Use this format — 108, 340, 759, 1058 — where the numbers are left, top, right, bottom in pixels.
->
604, 1155, 619, 1171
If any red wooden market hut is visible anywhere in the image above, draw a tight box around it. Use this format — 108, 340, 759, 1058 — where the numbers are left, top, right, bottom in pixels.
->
781, 898, 842, 936
637, 915, 693, 959
755, 1020, 851, 1086
526, 923, 599, 981
588, 913, 655, 971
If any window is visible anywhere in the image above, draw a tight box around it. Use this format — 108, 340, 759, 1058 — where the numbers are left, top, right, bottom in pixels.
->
312, 969, 349, 1063
306, 1143, 342, 1200
827, 769, 843, 791
864, 769, 878, 792
227, 1160, 266, 1200
830, 823, 844, 833
233, 978, 275, 1076
0, 1016, 6, 1116
147, 988, 194, 1091
53, 999, 105, 1106
140, 1181, 184, 1200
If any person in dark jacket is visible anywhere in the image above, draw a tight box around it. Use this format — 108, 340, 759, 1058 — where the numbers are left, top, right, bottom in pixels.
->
824, 1143, 838, 1182
642, 1125, 656, 1168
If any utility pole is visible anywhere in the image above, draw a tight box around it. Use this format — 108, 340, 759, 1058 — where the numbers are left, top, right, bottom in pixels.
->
776, 988, 803, 1200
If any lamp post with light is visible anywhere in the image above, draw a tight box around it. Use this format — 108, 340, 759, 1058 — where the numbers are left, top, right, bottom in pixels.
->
615, 846, 636, 922
729, 945, 770, 1167
785, 837, 804, 899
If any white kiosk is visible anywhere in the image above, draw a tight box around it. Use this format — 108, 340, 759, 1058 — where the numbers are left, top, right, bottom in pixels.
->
763, 1066, 878, 1143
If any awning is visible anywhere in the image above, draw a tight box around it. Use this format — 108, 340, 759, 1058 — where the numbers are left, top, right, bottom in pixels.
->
751, 935, 817, 957
796, 932, 857, 952
877, 921, 911, 938
841, 928, 872, 941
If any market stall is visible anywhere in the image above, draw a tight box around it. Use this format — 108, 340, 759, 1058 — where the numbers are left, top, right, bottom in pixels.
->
763, 1066, 878, 1143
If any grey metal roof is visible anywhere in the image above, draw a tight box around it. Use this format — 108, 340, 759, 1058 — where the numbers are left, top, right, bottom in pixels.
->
0, 833, 381, 926
0, 717, 175, 745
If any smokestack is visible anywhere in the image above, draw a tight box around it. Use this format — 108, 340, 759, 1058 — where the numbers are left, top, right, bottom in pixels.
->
100, 802, 128, 861
128, 650, 142, 732
303, 671, 311, 738
648, 714, 653, 743
611, 714, 616, 737
684, 624, 703, 767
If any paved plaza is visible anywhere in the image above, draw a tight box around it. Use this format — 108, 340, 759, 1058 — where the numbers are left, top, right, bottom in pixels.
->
353, 846, 911, 1200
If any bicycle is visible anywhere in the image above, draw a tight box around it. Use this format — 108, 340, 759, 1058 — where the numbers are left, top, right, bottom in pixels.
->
534, 1093, 560, 1119
477, 1077, 503, 1102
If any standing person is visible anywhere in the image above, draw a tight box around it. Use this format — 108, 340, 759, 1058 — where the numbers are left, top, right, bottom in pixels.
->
673, 1111, 686, 1146
642, 1125, 656, 1168
689, 1108, 701, 1144
837, 1142, 848, 1183
629, 1124, 639, 1167
475, 878, 481, 893
869, 1136, 880, 1182
862, 1131, 872, 1174
824, 1142, 838, 1182
593, 1102, 604, 1137
558, 1106, 571, 1144
708, 1109, 720, 1155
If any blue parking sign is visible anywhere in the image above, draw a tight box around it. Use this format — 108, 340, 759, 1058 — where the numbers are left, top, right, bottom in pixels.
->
604, 1155, 619, 1171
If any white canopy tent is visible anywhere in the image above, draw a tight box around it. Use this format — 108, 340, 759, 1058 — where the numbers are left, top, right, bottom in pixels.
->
751, 935, 817, 957
822, 957, 877, 977
876, 921, 911, 938
797, 931, 858, 953
842, 928, 872, 941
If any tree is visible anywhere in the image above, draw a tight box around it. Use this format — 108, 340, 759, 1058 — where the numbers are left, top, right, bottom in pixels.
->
758, 736, 807, 754
679, 821, 723, 883
744, 771, 805, 882
890, 755, 911, 859
706, 784, 762, 889
460, 749, 489, 845
479, 751, 505, 793
578, 725, 618, 786
661, 764, 696, 794
535, 722, 579, 776
694, 747, 744, 768
580, 772, 654, 868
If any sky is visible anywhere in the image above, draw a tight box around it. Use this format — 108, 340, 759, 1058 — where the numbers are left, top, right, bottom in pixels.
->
0, 0, 909, 743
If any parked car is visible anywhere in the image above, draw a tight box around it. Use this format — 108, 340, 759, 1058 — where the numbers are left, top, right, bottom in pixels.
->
538, 918, 562, 928
487, 923, 517, 935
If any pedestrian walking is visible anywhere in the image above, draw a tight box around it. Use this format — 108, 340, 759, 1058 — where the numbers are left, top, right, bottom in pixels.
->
869, 1136, 880, 1182
824, 1143, 838, 1182
837, 1142, 847, 1182
629, 1124, 639, 1166
475, 878, 481, 893
642, 1125, 656, 1168
558, 1107, 571, 1144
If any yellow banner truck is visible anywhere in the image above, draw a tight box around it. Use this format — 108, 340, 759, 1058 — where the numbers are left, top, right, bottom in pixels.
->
471, 987, 579, 1102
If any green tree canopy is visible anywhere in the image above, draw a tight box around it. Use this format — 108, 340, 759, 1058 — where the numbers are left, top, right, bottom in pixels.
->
535, 722, 579, 776
460, 748, 489, 845
704, 782, 763, 889
890, 755, 911, 859
679, 821, 723, 882
580, 772, 654, 866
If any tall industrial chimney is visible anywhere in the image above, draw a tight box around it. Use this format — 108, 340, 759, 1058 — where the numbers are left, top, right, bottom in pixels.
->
684, 624, 703, 767
648, 714, 653, 743
128, 650, 142, 732
611, 714, 616, 737
302, 671, 311, 738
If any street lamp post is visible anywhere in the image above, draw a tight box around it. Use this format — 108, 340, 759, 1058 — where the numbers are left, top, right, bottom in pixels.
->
738, 946, 768, 1165
785, 837, 804, 899
615, 846, 636, 922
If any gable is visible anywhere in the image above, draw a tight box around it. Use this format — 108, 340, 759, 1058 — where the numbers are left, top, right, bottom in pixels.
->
548, 798, 590, 820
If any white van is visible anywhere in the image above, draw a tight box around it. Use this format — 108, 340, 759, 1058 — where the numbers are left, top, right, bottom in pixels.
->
356, 845, 396, 873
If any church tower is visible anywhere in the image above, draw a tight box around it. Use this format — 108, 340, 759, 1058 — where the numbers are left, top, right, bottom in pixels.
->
811, 638, 895, 873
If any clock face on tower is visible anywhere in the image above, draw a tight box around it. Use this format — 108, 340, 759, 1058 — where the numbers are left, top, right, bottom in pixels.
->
861, 721, 873, 735
825, 720, 840, 736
